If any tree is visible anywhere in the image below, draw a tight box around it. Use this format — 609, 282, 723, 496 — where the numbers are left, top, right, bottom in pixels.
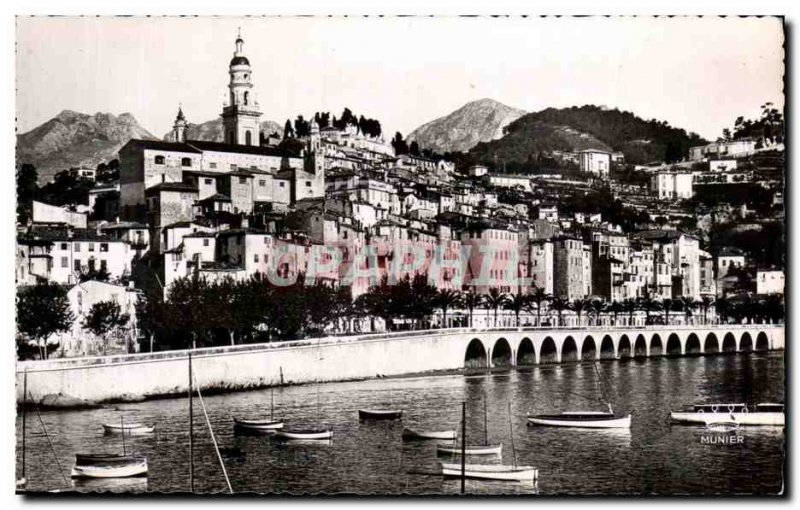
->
607, 300, 623, 326
622, 298, 639, 325
409, 140, 420, 156
79, 265, 111, 283
661, 298, 676, 325
83, 300, 131, 355
527, 288, 551, 327
16, 163, 38, 225
283, 119, 295, 139
462, 290, 484, 328
408, 274, 438, 329
16, 282, 74, 359
294, 115, 311, 137
391, 132, 409, 156
680, 297, 697, 325
550, 297, 569, 327
505, 292, 529, 327
698, 296, 715, 325
434, 289, 462, 329
588, 299, 608, 326
638, 291, 661, 324
484, 288, 508, 328
570, 298, 589, 326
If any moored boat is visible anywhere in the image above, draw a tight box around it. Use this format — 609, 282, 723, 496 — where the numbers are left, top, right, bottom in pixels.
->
670, 402, 784, 426
359, 409, 403, 420
402, 428, 457, 440
71, 454, 148, 479
527, 411, 632, 429
102, 422, 155, 435
233, 417, 284, 431
274, 428, 333, 440
440, 462, 537, 482
437, 443, 503, 456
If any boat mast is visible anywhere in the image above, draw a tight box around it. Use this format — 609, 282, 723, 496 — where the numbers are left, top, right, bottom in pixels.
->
271, 386, 274, 422
189, 352, 194, 493
508, 401, 517, 469
483, 391, 488, 446
594, 363, 613, 414
461, 401, 466, 495
121, 415, 126, 456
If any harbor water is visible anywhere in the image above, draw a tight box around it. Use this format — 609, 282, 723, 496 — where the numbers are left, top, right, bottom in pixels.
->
16, 351, 785, 495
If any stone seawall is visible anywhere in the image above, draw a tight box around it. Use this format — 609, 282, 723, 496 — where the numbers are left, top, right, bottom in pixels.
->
16, 325, 784, 407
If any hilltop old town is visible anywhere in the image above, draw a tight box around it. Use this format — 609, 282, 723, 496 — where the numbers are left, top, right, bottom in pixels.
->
15, 32, 785, 360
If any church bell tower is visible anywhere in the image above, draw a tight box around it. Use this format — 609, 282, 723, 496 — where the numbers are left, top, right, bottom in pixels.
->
221, 30, 262, 146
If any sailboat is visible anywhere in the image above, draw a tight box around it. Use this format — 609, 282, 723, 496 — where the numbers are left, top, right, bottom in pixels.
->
437, 391, 502, 456
527, 363, 631, 429
72, 416, 148, 479
275, 339, 333, 441
234, 387, 284, 432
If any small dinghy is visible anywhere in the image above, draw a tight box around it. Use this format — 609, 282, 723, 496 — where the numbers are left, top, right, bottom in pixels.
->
527, 411, 632, 429
402, 428, 457, 440
437, 443, 503, 456
274, 428, 333, 440
359, 409, 403, 420
440, 462, 538, 482
670, 403, 784, 426
102, 422, 155, 435
233, 417, 284, 432
71, 454, 148, 479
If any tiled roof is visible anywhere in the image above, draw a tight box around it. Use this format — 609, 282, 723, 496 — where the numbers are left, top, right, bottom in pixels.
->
121, 138, 202, 154
145, 182, 198, 194
186, 140, 300, 158
199, 193, 232, 203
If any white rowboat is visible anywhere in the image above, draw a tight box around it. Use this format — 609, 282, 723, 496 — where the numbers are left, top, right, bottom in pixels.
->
71, 455, 148, 479
440, 462, 537, 482
402, 428, 457, 440
670, 403, 784, 426
527, 411, 632, 429
233, 417, 284, 431
437, 443, 502, 456
359, 409, 403, 420
101, 423, 155, 435
274, 428, 333, 440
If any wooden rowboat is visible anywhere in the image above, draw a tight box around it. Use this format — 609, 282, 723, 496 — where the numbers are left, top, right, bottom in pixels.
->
359, 409, 403, 420
527, 411, 632, 429
402, 428, 457, 440
437, 443, 502, 456
440, 462, 538, 482
102, 422, 155, 435
233, 417, 284, 431
274, 428, 333, 440
670, 403, 784, 426
71, 454, 148, 479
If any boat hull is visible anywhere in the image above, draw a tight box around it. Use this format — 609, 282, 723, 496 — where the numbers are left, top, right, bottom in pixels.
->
102, 423, 154, 435
274, 429, 333, 440
440, 463, 537, 482
527, 413, 631, 429
233, 418, 284, 431
437, 444, 502, 456
359, 409, 403, 420
402, 428, 457, 440
670, 411, 784, 426
71, 460, 148, 479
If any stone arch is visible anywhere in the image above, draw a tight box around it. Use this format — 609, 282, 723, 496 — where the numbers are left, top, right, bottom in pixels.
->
540, 337, 558, 364
666, 333, 682, 356
704, 333, 720, 354
464, 338, 487, 369
756, 332, 770, 351
650, 334, 664, 356
581, 335, 597, 361
492, 338, 512, 367
685, 333, 701, 355
517, 338, 535, 366
618, 335, 632, 359
722, 332, 737, 353
740, 332, 754, 352
600, 335, 616, 359
561, 336, 578, 363
634, 334, 648, 357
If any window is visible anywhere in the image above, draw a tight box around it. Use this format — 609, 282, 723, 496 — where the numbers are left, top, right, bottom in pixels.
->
154, 155, 165, 165
239, 176, 248, 185
100, 243, 109, 252
181, 157, 192, 167
74, 260, 81, 271
61, 256, 68, 268
100, 260, 108, 271
209, 162, 217, 169
88, 243, 95, 252
306, 181, 312, 187
279, 182, 285, 188
230, 164, 237, 171
203, 239, 209, 247
245, 130, 252, 145
259, 180, 266, 187
204, 178, 213, 185
60, 243, 68, 250
254, 254, 259, 263
74, 243, 81, 252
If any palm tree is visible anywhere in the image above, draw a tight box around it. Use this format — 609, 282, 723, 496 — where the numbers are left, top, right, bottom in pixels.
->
698, 296, 715, 325
587, 299, 607, 326
462, 291, 484, 328
716, 296, 731, 324
484, 288, 509, 328
550, 297, 569, 327
638, 292, 661, 324
661, 298, 676, 325
680, 296, 697, 325
434, 289, 462, 329
622, 298, 638, 326
527, 288, 552, 327
570, 298, 589, 327
607, 300, 623, 326
505, 292, 529, 327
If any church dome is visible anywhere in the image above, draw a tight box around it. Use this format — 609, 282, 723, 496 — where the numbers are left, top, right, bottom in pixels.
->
230, 55, 250, 66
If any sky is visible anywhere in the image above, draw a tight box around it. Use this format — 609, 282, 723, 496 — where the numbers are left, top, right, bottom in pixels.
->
15, 16, 785, 141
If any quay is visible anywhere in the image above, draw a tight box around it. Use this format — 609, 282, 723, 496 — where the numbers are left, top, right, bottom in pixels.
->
16, 324, 784, 406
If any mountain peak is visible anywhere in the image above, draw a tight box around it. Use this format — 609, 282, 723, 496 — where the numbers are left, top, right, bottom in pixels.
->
407, 98, 526, 153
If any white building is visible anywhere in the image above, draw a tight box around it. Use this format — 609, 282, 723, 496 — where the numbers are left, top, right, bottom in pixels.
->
689, 139, 757, 161
709, 159, 738, 172
578, 149, 611, 178
650, 171, 694, 200
31, 200, 88, 228
756, 270, 784, 295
